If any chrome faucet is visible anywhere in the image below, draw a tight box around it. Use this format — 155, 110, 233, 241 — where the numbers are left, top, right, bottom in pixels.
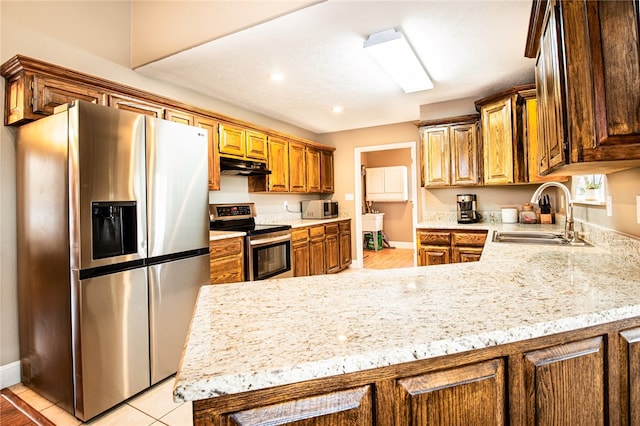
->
530, 182, 575, 242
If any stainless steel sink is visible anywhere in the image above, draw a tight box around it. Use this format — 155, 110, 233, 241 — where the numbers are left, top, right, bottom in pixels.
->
492, 230, 592, 246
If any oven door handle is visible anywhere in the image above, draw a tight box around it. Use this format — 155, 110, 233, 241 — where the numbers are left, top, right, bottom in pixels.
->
249, 235, 291, 246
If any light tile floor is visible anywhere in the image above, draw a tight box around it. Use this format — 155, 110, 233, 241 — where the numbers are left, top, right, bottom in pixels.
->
8, 376, 192, 426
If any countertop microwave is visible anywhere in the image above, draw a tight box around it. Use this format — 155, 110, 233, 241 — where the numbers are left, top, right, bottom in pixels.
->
301, 200, 338, 219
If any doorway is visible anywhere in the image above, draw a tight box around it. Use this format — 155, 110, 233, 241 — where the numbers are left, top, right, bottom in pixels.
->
353, 141, 418, 269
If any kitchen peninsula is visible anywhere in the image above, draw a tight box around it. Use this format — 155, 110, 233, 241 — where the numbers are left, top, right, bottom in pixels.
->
176, 222, 640, 425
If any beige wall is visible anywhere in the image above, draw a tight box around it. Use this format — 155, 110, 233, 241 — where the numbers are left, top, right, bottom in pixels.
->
573, 167, 640, 238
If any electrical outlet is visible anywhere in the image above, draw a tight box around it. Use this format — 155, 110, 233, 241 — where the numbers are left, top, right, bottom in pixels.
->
284, 200, 288, 211
606, 196, 612, 217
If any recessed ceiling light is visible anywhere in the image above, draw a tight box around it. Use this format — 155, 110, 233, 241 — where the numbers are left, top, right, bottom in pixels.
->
269, 72, 285, 81
332, 106, 343, 113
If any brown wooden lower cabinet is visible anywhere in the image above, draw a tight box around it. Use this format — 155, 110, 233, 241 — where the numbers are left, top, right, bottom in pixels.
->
220, 386, 373, 426
292, 228, 310, 277
522, 336, 606, 425
620, 327, 640, 425
293, 219, 352, 277
417, 229, 487, 267
192, 318, 640, 426
395, 358, 506, 425
209, 237, 244, 284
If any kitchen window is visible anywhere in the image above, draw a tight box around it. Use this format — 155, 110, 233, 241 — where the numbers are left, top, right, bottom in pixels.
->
573, 174, 606, 205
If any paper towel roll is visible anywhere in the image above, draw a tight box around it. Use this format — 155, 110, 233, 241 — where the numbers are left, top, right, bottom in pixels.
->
501, 208, 519, 223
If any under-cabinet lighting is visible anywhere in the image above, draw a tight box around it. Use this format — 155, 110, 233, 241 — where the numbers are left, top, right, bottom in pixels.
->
364, 28, 433, 93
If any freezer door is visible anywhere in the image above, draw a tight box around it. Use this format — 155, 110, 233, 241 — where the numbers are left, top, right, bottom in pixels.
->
146, 118, 209, 257
75, 267, 150, 421
72, 101, 147, 270
149, 254, 210, 384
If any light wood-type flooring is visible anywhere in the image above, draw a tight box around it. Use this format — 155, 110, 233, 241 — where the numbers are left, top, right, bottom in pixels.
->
362, 247, 415, 269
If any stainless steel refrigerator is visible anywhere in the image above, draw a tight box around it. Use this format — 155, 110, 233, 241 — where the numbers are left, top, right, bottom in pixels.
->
16, 100, 210, 421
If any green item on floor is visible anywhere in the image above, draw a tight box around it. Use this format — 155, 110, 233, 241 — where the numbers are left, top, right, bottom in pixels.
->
364, 232, 383, 250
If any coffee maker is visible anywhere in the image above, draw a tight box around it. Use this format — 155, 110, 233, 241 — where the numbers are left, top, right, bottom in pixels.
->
457, 194, 480, 223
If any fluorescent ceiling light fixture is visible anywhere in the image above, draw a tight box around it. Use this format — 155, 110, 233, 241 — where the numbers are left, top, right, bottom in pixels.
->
364, 28, 433, 93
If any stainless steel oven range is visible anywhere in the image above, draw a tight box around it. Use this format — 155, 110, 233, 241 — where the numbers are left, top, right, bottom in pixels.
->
210, 203, 293, 280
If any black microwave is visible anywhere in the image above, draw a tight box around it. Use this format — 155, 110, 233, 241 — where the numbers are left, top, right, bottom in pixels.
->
301, 200, 338, 219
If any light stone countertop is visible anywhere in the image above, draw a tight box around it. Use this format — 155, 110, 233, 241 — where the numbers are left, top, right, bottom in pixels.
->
209, 230, 246, 241
177, 220, 640, 403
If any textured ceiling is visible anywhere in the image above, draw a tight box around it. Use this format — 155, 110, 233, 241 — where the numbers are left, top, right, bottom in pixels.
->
136, 1, 536, 134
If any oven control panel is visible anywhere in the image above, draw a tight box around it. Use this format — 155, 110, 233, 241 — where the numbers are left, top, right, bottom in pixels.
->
210, 203, 256, 221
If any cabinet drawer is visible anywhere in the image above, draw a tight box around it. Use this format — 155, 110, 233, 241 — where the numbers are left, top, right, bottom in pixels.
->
292, 228, 309, 243
325, 223, 339, 235
309, 225, 325, 239
452, 232, 487, 247
210, 238, 243, 259
418, 231, 451, 246
338, 220, 351, 232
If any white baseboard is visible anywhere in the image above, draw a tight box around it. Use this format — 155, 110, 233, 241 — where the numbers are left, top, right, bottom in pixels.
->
0, 360, 21, 388
388, 241, 414, 249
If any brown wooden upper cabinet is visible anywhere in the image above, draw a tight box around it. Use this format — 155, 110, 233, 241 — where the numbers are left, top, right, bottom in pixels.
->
525, 0, 640, 175
320, 149, 334, 193
219, 123, 267, 162
475, 86, 533, 185
266, 136, 289, 192
288, 141, 307, 192
419, 115, 480, 187
1, 55, 335, 194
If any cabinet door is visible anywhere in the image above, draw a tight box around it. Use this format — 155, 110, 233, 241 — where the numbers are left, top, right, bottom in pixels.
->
245, 129, 267, 161
451, 247, 483, 263
620, 327, 640, 425
422, 126, 451, 187
586, 1, 640, 155
267, 136, 289, 192
450, 123, 479, 186
309, 238, 325, 275
194, 116, 220, 191
210, 238, 244, 284
395, 359, 506, 425
308, 225, 325, 275
165, 109, 194, 125
418, 246, 450, 266
289, 141, 307, 192
306, 147, 322, 193
221, 385, 373, 426
292, 241, 310, 277
482, 98, 514, 184
523, 336, 606, 425
320, 149, 334, 193
33, 74, 106, 117
535, 2, 566, 175
339, 221, 352, 270
325, 223, 340, 274
109, 94, 163, 117
219, 123, 246, 157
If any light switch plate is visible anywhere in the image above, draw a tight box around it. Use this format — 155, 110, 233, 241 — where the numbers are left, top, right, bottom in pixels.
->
606, 196, 612, 217
345, 193, 354, 201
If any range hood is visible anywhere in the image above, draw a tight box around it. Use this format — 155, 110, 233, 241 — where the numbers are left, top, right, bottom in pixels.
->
220, 157, 272, 176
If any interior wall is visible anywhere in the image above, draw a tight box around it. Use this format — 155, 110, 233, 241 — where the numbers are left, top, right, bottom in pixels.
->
363, 149, 414, 243
573, 167, 640, 238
